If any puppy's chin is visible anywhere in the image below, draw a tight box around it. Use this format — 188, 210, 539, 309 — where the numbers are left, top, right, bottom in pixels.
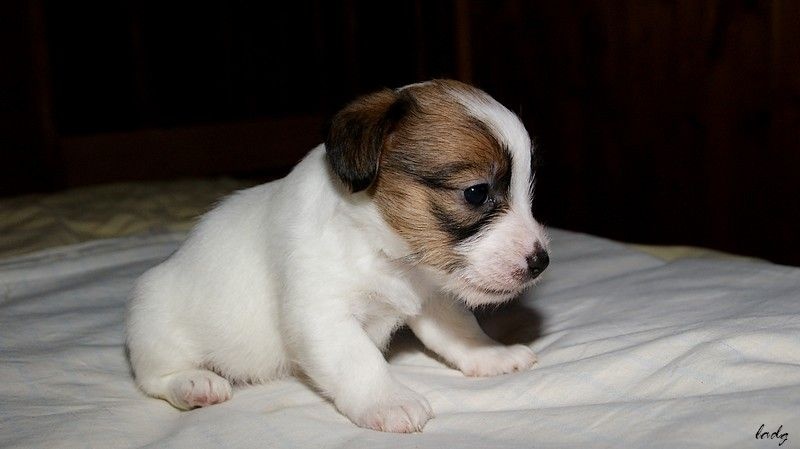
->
444, 277, 537, 308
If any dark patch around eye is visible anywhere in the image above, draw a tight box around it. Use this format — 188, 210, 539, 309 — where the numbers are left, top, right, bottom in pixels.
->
431, 201, 507, 242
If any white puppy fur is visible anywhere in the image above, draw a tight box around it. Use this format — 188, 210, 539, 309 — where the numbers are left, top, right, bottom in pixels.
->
126, 79, 549, 433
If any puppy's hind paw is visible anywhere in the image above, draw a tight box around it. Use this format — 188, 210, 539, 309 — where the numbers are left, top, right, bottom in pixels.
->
165, 369, 233, 410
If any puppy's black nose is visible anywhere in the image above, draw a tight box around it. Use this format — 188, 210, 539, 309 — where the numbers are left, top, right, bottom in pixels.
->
526, 248, 550, 279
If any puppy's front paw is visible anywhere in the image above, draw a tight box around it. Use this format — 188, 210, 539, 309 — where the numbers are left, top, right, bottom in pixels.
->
457, 344, 537, 377
341, 383, 434, 433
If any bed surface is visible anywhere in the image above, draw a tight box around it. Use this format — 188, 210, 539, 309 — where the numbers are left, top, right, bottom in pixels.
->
1, 225, 798, 448
0, 178, 253, 259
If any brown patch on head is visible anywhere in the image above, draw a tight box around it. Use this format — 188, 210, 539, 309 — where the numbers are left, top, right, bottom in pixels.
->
324, 80, 515, 273
370, 80, 512, 273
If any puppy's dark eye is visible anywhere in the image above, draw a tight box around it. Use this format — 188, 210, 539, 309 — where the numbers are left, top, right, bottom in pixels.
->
463, 184, 489, 206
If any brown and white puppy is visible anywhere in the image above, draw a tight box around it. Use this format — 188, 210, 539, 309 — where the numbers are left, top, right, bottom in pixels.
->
126, 79, 549, 433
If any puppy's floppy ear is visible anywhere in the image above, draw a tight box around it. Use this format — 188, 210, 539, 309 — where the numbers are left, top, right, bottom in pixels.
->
325, 89, 409, 192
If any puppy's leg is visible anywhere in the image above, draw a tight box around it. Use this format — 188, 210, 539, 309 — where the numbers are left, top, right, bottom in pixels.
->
127, 317, 232, 410
408, 299, 537, 377
285, 296, 432, 433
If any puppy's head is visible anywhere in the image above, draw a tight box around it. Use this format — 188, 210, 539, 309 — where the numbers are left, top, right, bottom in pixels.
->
326, 80, 549, 306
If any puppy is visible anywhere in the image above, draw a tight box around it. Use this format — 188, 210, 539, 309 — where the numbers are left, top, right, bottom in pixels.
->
125, 79, 549, 433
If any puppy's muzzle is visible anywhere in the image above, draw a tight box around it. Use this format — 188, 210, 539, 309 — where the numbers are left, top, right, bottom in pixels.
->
526, 245, 550, 280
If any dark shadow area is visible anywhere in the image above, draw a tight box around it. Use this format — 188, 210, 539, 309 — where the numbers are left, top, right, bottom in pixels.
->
2, 1, 798, 265
387, 299, 545, 364
474, 300, 545, 346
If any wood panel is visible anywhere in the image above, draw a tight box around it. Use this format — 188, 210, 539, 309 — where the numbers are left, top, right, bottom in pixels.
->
59, 116, 326, 185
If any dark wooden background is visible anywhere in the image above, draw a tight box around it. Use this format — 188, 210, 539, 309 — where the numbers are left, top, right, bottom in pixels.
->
2, 0, 798, 265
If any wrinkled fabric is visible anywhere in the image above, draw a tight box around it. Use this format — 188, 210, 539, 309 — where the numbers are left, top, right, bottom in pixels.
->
0, 229, 798, 449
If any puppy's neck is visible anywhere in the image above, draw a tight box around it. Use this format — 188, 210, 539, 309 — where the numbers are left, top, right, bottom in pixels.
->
322, 164, 412, 263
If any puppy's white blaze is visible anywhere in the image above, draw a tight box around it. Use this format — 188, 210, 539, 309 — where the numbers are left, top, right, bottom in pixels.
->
449, 89, 533, 205
396, 80, 435, 92
451, 88, 544, 233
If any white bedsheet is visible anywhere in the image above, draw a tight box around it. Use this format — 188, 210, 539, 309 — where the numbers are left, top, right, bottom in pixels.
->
1, 229, 798, 448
